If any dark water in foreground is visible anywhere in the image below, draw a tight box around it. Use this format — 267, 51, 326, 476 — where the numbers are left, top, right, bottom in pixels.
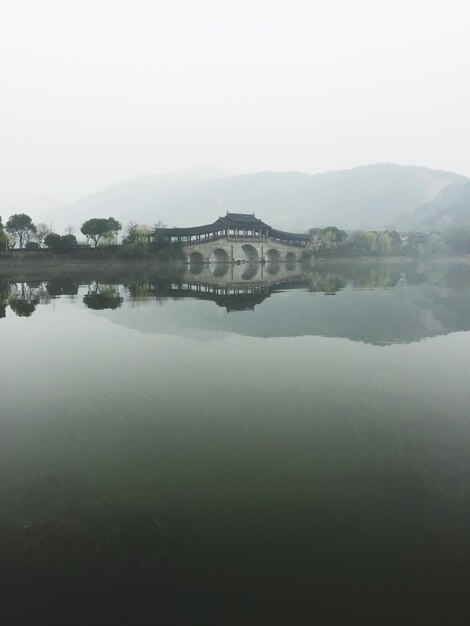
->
1, 261, 470, 625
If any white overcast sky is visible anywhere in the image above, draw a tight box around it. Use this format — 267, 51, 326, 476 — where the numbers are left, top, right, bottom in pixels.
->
1, 0, 469, 214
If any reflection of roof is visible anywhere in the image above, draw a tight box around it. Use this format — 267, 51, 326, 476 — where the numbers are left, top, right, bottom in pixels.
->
155, 212, 308, 240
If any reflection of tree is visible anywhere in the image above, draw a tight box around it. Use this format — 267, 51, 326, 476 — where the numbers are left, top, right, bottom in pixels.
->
0, 280, 9, 319
124, 278, 181, 301
8, 282, 42, 317
83, 283, 123, 310
46, 278, 79, 297
444, 264, 470, 289
125, 281, 154, 299
306, 267, 403, 292
0, 281, 52, 317
9, 298, 37, 317
308, 272, 347, 294
350, 268, 400, 289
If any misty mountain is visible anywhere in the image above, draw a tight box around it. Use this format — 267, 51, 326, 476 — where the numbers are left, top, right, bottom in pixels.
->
48, 164, 467, 233
399, 181, 470, 231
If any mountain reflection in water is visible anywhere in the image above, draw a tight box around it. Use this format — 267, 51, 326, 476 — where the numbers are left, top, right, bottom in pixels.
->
2, 260, 470, 345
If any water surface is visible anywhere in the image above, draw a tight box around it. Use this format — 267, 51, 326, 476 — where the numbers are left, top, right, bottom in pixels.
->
1, 260, 469, 624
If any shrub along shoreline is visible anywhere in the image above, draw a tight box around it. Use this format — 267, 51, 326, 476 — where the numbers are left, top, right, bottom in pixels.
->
0, 248, 187, 268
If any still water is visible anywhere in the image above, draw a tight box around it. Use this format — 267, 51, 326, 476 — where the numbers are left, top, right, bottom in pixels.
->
1, 261, 470, 624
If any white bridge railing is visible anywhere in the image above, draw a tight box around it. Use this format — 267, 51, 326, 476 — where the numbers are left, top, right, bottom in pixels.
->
183, 234, 307, 247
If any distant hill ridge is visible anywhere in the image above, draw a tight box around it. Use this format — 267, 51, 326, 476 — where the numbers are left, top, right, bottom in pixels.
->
48, 164, 469, 232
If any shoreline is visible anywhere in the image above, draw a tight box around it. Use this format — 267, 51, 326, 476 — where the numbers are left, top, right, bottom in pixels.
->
0, 255, 186, 269
1, 253, 469, 269
1, 255, 469, 284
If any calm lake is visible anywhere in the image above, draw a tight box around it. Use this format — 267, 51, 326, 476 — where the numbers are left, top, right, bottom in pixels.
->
1, 260, 470, 624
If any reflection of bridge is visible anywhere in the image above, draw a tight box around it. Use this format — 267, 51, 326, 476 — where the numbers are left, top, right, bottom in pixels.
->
185, 259, 303, 285
154, 212, 310, 263
159, 261, 308, 312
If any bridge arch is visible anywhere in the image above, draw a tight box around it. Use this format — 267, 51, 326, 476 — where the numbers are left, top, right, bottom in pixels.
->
189, 261, 204, 275
237, 244, 259, 263
285, 251, 297, 262
241, 263, 259, 280
266, 248, 281, 262
266, 261, 281, 275
209, 261, 229, 277
189, 251, 204, 264
209, 248, 230, 263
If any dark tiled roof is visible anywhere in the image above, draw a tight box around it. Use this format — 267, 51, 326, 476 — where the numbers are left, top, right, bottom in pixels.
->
270, 228, 310, 242
220, 213, 271, 229
155, 213, 307, 240
156, 213, 272, 237
155, 219, 227, 237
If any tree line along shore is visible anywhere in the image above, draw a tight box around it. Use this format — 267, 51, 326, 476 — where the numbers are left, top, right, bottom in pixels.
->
1, 213, 470, 262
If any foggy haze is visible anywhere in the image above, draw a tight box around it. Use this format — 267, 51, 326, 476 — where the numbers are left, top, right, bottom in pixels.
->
1, 0, 469, 218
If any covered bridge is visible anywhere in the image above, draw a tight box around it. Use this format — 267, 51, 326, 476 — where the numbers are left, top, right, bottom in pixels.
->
154, 213, 309, 248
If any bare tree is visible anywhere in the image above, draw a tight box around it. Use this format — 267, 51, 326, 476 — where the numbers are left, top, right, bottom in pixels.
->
33, 223, 52, 247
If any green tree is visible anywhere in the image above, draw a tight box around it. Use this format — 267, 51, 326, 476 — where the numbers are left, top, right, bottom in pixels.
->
309, 226, 347, 255
322, 227, 347, 249
123, 222, 153, 246
423, 233, 447, 256
61, 234, 78, 250
0, 217, 8, 252
44, 233, 78, 252
44, 233, 62, 250
25, 241, 40, 250
6, 213, 37, 248
387, 230, 402, 248
376, 232, 392, 255
345, 230, 391, 255
80, 217, 121, 247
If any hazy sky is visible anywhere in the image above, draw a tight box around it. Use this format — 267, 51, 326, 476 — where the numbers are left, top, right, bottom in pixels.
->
1, 0, 469, 215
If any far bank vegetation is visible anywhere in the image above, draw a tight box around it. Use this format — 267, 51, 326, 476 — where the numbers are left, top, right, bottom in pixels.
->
1, 213, 470, 261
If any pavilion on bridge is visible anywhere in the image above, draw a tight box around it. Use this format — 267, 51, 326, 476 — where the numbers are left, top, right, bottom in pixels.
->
153, 213, 309, 247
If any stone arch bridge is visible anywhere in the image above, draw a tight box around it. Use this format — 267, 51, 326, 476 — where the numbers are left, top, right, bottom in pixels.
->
185, 239, 303, 264
154, 212, 310, 263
